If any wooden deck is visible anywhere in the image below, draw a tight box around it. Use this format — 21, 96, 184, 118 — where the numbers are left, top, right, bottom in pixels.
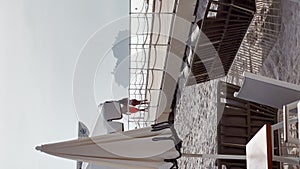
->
217, 81, 280, 169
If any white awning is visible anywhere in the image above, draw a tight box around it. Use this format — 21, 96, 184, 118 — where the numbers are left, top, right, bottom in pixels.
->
37, 125, 181, 169
235, 72, 300, 108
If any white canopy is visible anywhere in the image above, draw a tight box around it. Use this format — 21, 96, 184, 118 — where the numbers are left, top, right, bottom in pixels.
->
36, 123, 182, 169
235, 72, 300, 109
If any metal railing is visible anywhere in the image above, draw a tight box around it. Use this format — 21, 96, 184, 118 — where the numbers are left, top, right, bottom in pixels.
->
271, 100, 300, 168
128, 0, 177, 130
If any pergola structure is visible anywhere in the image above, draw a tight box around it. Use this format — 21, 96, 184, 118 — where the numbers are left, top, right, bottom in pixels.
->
186, 0, 256, 85
227, 0, 281, 85
186, 0, 281, 86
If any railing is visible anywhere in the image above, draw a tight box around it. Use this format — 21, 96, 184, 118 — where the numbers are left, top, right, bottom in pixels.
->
128, 0, 152, 129
128, 0, 177, 130
271, 100, 300, 168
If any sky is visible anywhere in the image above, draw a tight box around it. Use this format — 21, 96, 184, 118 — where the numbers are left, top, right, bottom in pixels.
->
0, 0, 128, 169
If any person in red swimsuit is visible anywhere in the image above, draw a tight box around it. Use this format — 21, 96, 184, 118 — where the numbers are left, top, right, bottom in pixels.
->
118, 98, 148, 115
129, 106, 147, 114
118, 98, 148, 106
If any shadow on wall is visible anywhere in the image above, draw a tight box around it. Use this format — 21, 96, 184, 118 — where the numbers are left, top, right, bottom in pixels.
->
112, 30, 130, 88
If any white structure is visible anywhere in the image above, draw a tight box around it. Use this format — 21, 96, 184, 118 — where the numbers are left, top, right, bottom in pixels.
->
129, 0, 197, 128
235, 72, 300, 109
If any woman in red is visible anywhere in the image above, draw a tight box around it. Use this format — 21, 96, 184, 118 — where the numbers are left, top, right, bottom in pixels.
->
118, 98, 148, 114
129, 106, 147, 114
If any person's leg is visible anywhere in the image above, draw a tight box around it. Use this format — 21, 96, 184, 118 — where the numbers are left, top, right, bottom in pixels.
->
138, 108, 148, 111
140, 102, 148, 104
139, 99, 148, 104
